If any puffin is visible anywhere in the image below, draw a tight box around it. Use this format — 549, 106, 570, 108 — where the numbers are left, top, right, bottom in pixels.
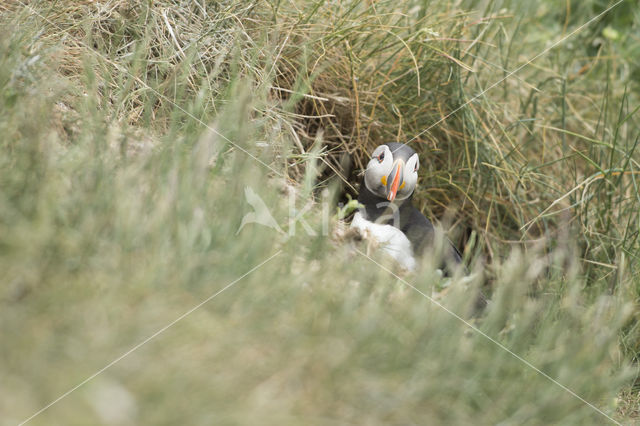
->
351, 142, 464, 272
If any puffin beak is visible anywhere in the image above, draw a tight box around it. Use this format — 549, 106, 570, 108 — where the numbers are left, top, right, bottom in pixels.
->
387, 159, 404, 202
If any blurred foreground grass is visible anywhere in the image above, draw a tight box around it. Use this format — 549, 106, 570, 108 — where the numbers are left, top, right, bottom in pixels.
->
1, 0, 640, 424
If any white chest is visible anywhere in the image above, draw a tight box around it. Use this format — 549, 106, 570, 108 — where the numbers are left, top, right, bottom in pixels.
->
351, 212, 416, 271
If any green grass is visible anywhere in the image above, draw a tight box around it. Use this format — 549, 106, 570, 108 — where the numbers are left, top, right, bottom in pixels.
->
1, 0, 640, 424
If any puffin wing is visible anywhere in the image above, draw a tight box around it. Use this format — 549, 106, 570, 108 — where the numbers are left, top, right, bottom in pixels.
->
403, 207, 465, 273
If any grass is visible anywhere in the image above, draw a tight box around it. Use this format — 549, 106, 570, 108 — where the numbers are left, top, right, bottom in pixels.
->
1, 0, 640, 424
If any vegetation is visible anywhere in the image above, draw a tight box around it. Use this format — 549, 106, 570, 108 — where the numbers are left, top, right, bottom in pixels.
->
1, 0, 639, 424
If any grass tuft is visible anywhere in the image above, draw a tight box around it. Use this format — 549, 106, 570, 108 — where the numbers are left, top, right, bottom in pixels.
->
1, 0, 640, 423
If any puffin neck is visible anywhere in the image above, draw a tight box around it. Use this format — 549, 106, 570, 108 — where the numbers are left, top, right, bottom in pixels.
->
357, 181, 413, 224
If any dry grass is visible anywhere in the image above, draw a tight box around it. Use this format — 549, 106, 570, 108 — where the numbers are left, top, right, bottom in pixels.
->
9, 1, 638, 261
2, 0, 640, 423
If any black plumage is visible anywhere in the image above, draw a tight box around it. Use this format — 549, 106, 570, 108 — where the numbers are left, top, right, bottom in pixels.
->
356, 143, 464, 271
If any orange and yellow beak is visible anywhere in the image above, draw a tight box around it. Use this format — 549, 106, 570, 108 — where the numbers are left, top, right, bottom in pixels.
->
386, 159, 404, 202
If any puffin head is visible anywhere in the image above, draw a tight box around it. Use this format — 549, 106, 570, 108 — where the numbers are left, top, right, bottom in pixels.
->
363, 143, 420, 202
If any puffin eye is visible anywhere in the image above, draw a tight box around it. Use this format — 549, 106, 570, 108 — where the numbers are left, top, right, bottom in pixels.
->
377, 152, 385, 163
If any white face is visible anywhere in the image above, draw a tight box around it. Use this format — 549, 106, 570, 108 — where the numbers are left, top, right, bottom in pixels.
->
364, 145, 419, 202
